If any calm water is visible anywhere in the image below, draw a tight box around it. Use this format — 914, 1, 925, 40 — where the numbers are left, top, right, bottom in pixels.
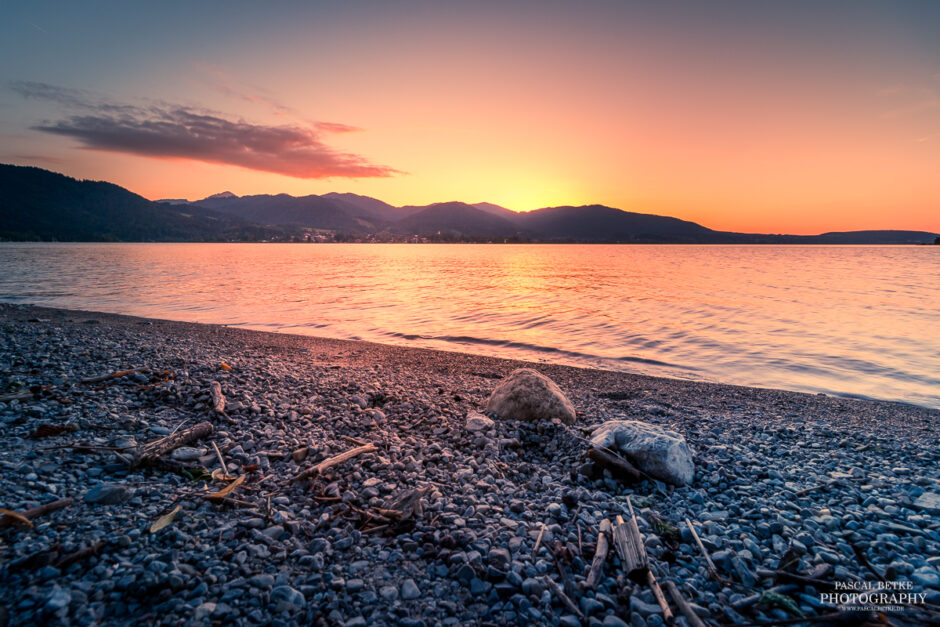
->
1, 243, 938, 408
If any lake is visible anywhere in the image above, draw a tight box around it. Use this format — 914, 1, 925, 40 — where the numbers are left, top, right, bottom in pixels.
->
1, 243, 938, 408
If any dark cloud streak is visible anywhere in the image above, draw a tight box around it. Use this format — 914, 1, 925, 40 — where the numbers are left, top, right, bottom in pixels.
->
11, 81, 399, 179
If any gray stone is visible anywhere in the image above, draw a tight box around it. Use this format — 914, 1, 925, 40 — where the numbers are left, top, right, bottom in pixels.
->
488, 547, 511, 569
170, 447, 206, 461
261, 525, 285, 540
630, 596, 663, 616
522, 577, 545, 596
590, 420, 694, 486
466, 411, 495, 432
84, 483, 132, 505
379, 585, 399, 602
249, 574, 275, 589
580, 596, 604, 615
401, 578, 421, 600
45, 586, 70, 612
485, 368, 576, 424
270, 585, 305, 608
912, 492, 940, 515
912, 567, 940, 588
194, 602, 216, 621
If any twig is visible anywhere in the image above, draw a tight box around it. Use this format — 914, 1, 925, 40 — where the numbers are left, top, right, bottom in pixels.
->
585, 518, 611, 589
685, 517, 726, 585
133, 421, 214, 468
587, 447, 642, 482
542, 576, 584, 618
290, 443, 377, 483
0, 498, 73, 528
664, 580, 706, 627
794, 478, 843, 497
55, 540, 107, 569
532, 523, 547, 557
646, 569, 675, 625
80, 369, 139, 384
209, 381, 225, 414
849, 540, 887, 583
211, 441, 229, 478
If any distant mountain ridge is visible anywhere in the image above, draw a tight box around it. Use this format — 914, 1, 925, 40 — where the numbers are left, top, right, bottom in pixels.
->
2, 164, 938, 244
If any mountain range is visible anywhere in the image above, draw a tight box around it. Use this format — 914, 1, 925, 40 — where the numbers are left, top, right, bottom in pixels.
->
1, 164, 937, 245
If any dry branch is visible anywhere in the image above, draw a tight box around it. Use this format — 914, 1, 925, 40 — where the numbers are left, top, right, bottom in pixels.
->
587, 447, 642, 482
542, 575, 584, 618
209, 381, 225, 413
290, 443, 377, 483
664, 580, 707, 627
132, 421, 214, 468
55, 540, 107, 570
0, 498, 73, 528
81, 369, 139, 384
532, 523, 547, 557
383, 487, 430, 520
646, 569, 675, 625
685, 517, 726, 585
585, 518, 611, 589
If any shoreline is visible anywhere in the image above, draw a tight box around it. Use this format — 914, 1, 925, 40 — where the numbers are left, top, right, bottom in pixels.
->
1, 304, 938, 625
0, 296, 935, 412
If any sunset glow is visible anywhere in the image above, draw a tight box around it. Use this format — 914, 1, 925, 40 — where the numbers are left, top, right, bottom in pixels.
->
2, 1, 939, 234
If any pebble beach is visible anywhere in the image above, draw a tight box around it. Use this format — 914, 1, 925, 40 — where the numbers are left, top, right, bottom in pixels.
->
1, 303, 938, 626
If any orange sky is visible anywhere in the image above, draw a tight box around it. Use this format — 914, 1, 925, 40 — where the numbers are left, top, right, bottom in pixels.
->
2, 1, 939, 234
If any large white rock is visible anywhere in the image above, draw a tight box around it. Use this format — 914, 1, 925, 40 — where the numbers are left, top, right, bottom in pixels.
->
590, 420, 694, 486
485, 368, 577, 424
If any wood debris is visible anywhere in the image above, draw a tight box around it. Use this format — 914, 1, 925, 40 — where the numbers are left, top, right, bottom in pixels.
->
209, 380, 225, 413
586, 447, 643, 482
131, 421, 214, 469
0, 498, 73, 529
290, 443, 377, 483
585, 518, 611, 589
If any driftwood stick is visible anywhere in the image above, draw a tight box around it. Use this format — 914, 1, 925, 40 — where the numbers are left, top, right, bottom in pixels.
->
383, 487, 430, 520
685, 517, 726, 585
133, 421, 214, 468
211, 440, 229, 477
290, 444, 377, 483
850, 541, 887, 583
587, 447, 643, 482
646, 569, 675, 625
585, 518, 611, 588
550, 541, 576, 598
664, 580, 707, 627
794, 478, 843, 497
81, 369, 139, 384
542, 576, 584, 618
0, 498, 73, 528
209, 381, 225, 414
612, 513, 648, 582
55, 540, 107, 569
532, 523, 547, 557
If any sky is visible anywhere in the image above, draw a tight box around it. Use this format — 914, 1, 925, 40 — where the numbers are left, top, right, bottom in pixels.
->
1, 0, 939, 234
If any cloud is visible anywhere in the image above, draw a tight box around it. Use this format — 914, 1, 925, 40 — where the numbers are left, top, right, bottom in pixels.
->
10, 81, 399, 179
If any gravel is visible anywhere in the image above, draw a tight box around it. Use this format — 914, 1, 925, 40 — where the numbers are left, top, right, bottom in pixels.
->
1, 303, 938, 626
